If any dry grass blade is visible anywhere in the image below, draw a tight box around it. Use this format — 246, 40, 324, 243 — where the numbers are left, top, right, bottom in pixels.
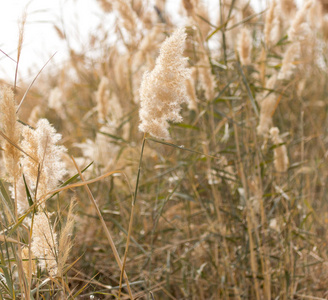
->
0, 235, 21, 244
14, 169, 128, 216
206, 17, 232, 41
70, 273, 100, 298
146, 137, 221, 160
14, 9, 27, 92
0, 130, 37, 162
226, 9, 266, 31
0, 49, 17, 63
16, 52, 57, 114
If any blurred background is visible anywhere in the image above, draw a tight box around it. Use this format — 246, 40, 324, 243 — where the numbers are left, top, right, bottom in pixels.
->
0, 0, 261, 82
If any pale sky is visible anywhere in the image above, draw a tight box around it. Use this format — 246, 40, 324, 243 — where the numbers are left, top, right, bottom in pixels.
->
0, 0, 108, 83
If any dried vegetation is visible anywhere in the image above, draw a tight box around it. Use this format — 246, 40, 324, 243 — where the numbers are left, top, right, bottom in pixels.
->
0, 0, 328, 299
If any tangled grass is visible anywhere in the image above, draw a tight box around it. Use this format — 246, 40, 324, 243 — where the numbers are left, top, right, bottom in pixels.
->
1, 0, 328, 299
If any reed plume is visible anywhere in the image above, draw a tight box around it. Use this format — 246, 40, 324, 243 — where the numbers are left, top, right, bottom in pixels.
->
48, 87, 63, 113
115, 0, 138, 34
0, 86, 22, 182
74, 125, 120, 172
271, 4, 282, 45
237, 27, 252, 65
21, 247, 36, 278
198, 53, 216, 100
278, 43, 300, 80
182, 0, 194, 15
31, 212, 58, 276
280, 0, 296, 18
57, 198, 76, 277
134, 25, 164, 69
288, 0, 313, 42
323, 17, 328, 40
264, 0, 277, 47
97, 0, 113, 12
139, 28, 191, 139
21, 119, 67, 199
257, 92, 277, 136
270, 127, 289, 172
107, 93, 123, 126
15, 176, 30, 216
194, 2, 211, 40
96, 77, 110, 123
185, 72, 198, 112
266, 74, 277, 90
15, 10, 26, 89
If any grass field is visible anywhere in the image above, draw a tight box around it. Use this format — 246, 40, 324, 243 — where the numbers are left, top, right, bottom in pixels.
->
1, 0, 328, 299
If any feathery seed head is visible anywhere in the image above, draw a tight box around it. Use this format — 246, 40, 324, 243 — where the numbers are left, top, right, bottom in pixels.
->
266, 74, 277, 90
139, 28, 191, 139
257, 93, 277, 136
278, 43, 300, 80
280, 0, 297, 18
237, 27, 252, 65
115, 0, 138, 34
185, 75, 198, 112
48, 87, 63, 112
21, 247, 36, 278
308, 0, 323, 30
97, 0, 113, 12
198, 53, 216, 101
21, 119, 67, 199
288, 0, 313, 42
264, 0, 277, 47
270, 127, 289, 172
57, 198, 76, 277
96, 77, 110, 122
31, 212, 58, 276
0, 86, 22, 182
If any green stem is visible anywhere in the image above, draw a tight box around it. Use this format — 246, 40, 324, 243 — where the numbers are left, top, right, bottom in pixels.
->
118, 133, 147, 299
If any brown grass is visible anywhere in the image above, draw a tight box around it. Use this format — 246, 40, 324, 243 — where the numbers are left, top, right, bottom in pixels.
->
0, 0, 328, 299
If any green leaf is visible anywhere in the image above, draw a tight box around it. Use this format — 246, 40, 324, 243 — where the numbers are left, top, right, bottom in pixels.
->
47, 161, 94, 201
99, 131, 128, 143
174, 123, 200, 131
23, 174, 34, 207
0, 252, 13, 298
0, 180, 14, 217
59, 161, 94, 188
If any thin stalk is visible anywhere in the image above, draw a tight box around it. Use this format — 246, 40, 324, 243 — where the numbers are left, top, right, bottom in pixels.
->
14, 10, 27, 93
118, 133, 147, 298
14, 181, 28, 300
146, 137, 221, 160
0, 49, 16, 63
16, 52, 57, 114
231, 103, 261, 300
219, 0, 227, 65
254, 131, 271, 300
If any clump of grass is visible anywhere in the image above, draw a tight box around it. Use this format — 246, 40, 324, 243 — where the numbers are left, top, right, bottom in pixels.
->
1, 0, 328, 299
